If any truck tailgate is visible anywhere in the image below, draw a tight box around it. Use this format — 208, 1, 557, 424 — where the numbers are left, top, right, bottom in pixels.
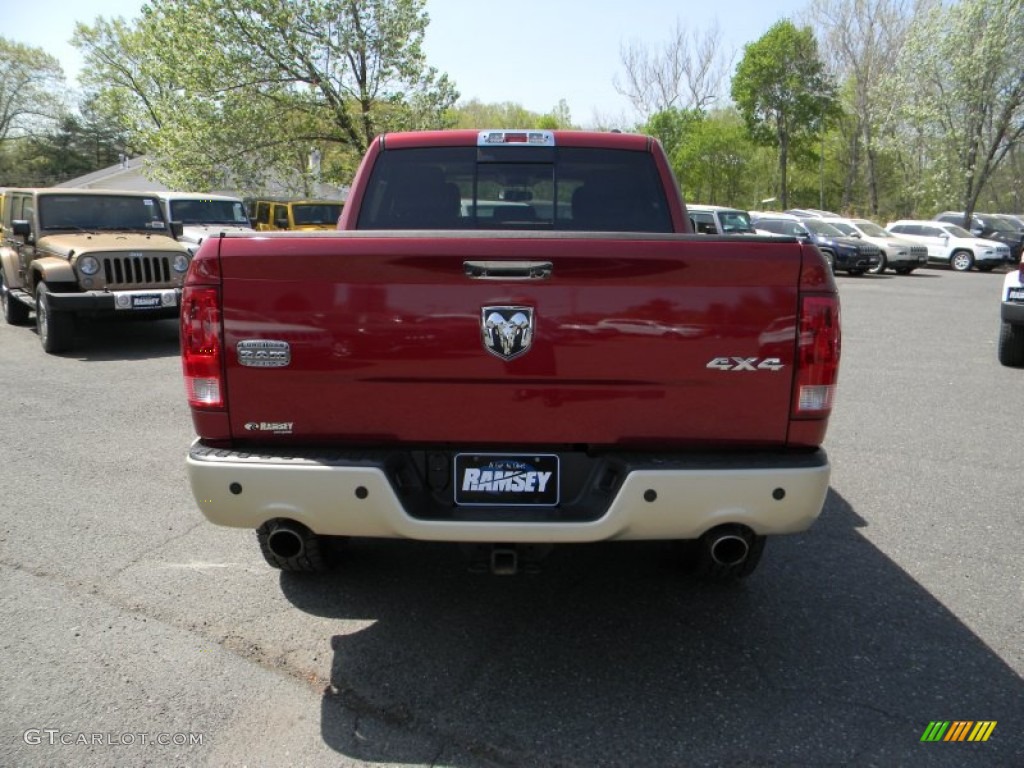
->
216, 232, 807, 448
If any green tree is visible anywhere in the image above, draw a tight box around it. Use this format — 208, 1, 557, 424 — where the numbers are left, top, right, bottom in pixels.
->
671, 108, 763, 207
731, 20, 839, 209
809, 0, 918, 216
641, 107, 703, 161
73, 0, 458, 192
449, 99, 571, 130
0, 37, 66, 144
884, 0, 1024, 221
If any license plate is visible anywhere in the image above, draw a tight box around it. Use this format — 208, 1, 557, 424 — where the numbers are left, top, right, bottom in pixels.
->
454, 454, 560, 506
1008, 286, 1024, 302
131, 294, 161, 309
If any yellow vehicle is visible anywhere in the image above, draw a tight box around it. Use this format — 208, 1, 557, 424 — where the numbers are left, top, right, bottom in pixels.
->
252, 199, 344, 231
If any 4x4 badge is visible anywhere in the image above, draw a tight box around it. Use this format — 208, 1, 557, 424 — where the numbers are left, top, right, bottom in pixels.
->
481, 306, 534, 360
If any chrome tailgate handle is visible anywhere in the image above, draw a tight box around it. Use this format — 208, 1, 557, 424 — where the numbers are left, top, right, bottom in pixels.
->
464, 260, 553, 279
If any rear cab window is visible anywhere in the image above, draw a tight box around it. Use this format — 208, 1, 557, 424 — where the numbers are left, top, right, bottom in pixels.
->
356, 144, 672, 232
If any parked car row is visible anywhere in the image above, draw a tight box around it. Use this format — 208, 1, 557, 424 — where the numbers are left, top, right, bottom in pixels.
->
748, 212, 883, 275
687, 202, 1023, 276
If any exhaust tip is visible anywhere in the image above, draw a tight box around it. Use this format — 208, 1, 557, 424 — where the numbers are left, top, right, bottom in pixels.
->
709, 534, 750, 567
267, 525, 305, 560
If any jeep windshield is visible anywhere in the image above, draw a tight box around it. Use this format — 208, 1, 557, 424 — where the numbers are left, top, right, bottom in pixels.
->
169, 198, 249, 225
356, 146, 672, 232
38, 194, 167, 232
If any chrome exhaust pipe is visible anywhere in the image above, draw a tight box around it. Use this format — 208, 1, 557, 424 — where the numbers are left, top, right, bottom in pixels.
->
708, 532, 750, 567
266, 522, 306, 560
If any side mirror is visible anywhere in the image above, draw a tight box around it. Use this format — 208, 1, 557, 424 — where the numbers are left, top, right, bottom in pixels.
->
11, 219, 32, 244
169, 221, 184, 239
274, 216, 289, 228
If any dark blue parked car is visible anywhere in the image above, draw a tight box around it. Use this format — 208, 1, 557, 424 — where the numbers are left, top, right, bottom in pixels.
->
751, 215, 881, 275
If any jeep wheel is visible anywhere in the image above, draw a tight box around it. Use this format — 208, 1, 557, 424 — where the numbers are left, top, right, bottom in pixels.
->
998, 321, 1024, 367
36, 283, 75, 354
1, 272, 30, 325
950, 250, 974, 272
256, 520, 332, 572
867, 253, 887, 275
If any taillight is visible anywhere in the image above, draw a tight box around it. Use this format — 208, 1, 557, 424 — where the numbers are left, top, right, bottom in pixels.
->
793, 294, 841, 418
181, 285, 223, 409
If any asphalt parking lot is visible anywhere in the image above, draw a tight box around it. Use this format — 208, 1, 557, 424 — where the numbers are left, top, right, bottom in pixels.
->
0, 265, 1021, 767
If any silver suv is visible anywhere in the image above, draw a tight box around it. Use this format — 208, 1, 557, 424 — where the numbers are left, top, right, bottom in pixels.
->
829, 218, 928, 275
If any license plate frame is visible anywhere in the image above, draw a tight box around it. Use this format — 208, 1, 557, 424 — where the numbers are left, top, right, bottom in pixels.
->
130, 294, 162, 309
454, 453, 560, 507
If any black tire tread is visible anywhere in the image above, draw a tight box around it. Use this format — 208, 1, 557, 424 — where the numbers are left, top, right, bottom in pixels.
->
36, 283, 75, 353
998, 321, 1024, 367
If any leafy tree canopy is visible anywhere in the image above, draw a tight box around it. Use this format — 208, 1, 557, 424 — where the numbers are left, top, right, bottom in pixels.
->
73, 0, 458, 192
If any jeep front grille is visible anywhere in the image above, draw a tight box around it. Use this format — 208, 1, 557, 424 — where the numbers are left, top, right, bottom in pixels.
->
102, 254, 172, 286
909, 245, 927, 259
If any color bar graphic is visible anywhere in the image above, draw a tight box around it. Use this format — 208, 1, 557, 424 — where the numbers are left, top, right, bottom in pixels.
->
920, 721, 996, 742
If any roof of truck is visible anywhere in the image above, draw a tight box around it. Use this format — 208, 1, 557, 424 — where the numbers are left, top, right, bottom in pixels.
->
378, 129, 655, 151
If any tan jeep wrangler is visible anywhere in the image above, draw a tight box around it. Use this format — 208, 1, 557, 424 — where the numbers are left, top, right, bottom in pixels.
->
0, 188, 191, 353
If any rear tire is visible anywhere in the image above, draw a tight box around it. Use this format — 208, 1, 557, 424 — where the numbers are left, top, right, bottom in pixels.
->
950, 250, 974, 272
867, 253, 887, 275
1, 272, 30, 325
36, 283, 75, 353
998, 321, 1024, 367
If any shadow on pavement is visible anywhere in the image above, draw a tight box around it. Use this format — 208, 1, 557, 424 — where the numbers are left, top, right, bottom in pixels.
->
279, 488, 1022, 766
46, 317, 181, 361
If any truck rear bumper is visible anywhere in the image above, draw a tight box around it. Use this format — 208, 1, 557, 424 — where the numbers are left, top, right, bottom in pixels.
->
187, 441, 831, 542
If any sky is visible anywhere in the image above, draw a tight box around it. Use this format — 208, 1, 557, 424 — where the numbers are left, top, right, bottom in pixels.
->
7, 0, 808, 127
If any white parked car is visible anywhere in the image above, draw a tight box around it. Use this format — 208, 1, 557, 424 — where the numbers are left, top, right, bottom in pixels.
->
999, 264, 1024, 366
829, 218, 929, 275
157, 192, 254, 255
885, 219, 1009, 272
686, 204, 757, 235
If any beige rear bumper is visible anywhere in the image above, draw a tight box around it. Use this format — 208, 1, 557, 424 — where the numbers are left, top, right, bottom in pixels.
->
187, 442, 830, 543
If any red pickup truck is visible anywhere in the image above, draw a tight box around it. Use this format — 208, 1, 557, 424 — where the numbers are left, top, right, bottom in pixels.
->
181, 129, 840, 581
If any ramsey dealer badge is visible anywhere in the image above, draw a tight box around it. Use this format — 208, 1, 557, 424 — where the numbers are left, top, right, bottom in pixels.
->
481, 306, 534, 360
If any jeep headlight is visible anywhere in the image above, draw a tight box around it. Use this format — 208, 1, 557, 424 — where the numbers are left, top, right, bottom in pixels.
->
78, 255, 100, 276
172, 253, 190, 273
